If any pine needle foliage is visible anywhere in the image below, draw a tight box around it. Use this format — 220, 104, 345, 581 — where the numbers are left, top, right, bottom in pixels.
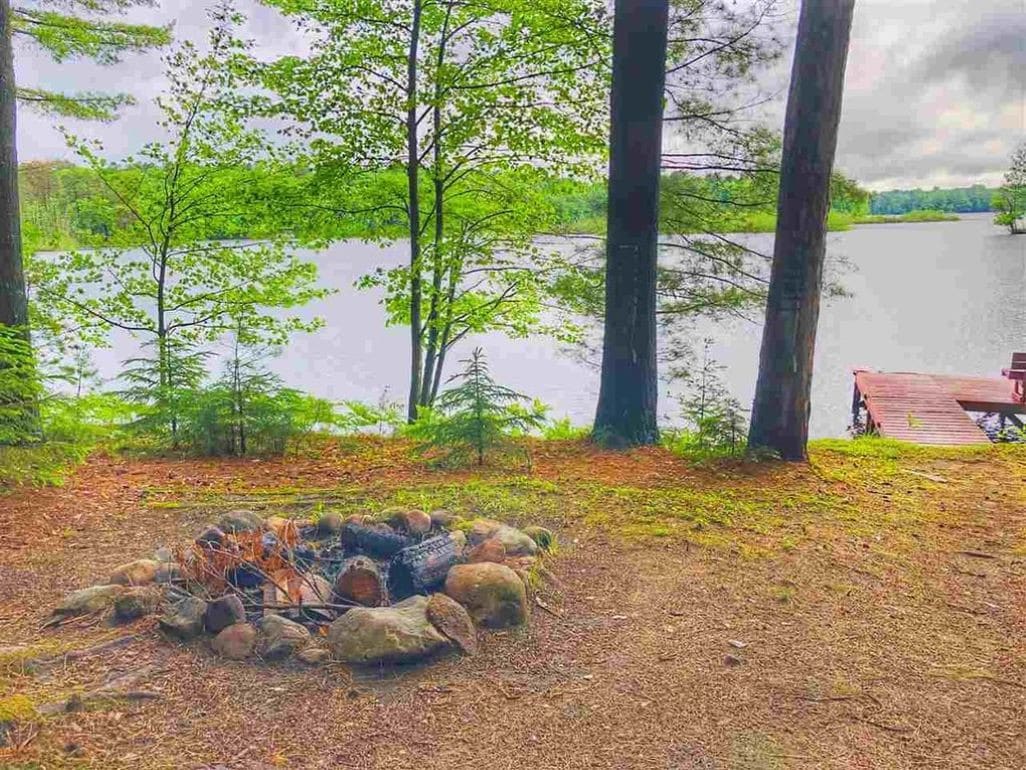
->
408, 347, 546, 466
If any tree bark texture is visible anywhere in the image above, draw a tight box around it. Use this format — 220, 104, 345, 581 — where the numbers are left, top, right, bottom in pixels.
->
593, 0, 669, 447
0, 0, 26, 332
747, 0, 855, 460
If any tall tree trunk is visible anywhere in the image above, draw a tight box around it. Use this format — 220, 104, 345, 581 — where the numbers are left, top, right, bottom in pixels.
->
592, 0, 669, 447
0, 0, 24, 334
747, 0, 854, 461
405, 0, 424, 423
419, 2, 453, 408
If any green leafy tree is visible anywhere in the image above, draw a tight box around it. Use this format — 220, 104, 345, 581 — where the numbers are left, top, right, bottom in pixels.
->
993, 142, 1026, 234
0, 0, 169, 439
408, 347, 546, 466
252, 0, 610, 421
31, 6, 329, 444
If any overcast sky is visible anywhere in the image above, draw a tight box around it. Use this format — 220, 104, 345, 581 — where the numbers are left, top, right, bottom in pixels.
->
14, 0, 1026, 191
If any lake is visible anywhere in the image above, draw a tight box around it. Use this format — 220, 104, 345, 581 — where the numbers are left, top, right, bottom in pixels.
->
87, 213, 1024, 438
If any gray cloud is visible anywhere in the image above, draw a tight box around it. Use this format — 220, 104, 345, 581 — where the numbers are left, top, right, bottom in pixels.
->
836, 0, 1025, 189
14, 0, 1026, 191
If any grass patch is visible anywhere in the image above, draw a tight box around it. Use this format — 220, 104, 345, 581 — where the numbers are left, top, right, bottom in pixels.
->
0, 443, 90, 491
854, 209, 960, 224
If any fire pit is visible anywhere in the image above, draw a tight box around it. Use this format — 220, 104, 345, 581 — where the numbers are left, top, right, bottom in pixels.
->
49, 508, 554, 667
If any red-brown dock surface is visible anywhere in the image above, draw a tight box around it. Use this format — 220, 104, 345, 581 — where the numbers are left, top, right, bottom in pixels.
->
853, 370, 1026, 445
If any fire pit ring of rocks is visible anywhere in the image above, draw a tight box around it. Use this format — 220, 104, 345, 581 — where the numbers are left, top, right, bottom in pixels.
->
49, 508, 555, 668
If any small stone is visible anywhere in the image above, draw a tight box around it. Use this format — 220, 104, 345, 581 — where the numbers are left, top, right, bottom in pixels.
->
387, 509, 432, 535
114, 587, 162, 622
296, 646, 330, 665
429, 509, 457, 528
728, 639, 748, 649
426, 593, 478, 655
466, 538, 506, 564
212, 623, 257, 660
444, 563, 529, 628
492, 525, 539, 557
316, 512, 344, 535
327, 596, 450, 665
153, 546, 173, 562
196, 526, 226, 548
159, 597, 208, 640
217, 509, 265, 534
204, 595, 246, 633
467, 519, 503, 546
108, 559, 159, 586
724, 654, 744, 667
522, 526, 555, 551
53, 585, 127, 619
450, 530, 467, 552
257, 615, 311, 659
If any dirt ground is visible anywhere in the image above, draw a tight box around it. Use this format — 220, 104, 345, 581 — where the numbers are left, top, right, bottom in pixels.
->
0, 439, 1023, 769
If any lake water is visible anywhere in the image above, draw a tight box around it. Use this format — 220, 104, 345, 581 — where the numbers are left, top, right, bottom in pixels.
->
88, 213, 1025, 438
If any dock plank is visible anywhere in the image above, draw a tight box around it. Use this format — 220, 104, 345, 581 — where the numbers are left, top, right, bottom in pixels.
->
853, 370, 1025, 446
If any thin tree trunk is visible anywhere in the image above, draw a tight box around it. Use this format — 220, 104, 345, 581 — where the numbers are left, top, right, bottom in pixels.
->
405, 0, 424, 423
419, 2, 453, 408
592, 0, 669, 447
747, 0, 855, 461
0, 0, 24, 334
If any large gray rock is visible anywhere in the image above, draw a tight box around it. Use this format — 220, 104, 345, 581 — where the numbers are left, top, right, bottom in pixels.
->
216, 509, 265, 534
257, 615, 311, 659
327, 595, 450, 665
444, 563, 529, 628
159, 597, 208, 640
204, 595, 246, 633
52, 584, 127, 619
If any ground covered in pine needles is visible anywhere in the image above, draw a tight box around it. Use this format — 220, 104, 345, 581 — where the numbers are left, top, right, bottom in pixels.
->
0, 438, 1023, 769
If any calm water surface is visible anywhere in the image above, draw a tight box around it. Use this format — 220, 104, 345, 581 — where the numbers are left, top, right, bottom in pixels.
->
90, 213, 1025, 438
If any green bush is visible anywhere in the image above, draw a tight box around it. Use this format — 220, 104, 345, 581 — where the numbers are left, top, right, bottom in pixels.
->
542, 417, 590, 441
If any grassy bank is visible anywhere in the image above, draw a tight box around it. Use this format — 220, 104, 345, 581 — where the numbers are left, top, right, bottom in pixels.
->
854, 209, 961, 225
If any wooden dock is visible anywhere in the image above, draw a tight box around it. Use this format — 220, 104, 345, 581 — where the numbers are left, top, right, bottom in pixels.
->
852, 370, 1026, 445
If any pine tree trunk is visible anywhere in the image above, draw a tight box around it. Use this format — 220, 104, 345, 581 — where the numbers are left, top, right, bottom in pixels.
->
0, 0, 24, 335
747, 0, 854, 461
405, 0, 424, 423
592, 0, 669, 447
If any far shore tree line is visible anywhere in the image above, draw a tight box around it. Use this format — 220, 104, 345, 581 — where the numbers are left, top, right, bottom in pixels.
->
0, 0, 1019, 470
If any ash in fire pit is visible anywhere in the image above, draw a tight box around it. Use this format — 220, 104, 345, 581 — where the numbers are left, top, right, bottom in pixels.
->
49, 507, 555, 667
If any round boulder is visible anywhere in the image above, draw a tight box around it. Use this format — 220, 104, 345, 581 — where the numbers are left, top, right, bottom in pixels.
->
387, 509, 432, 536
426, 593, 478, 655
466, 538, 506, 564
444, 563, 529, 628
108, 559, 159, 586
204, 595, 246, 633
257, 615, 312, 659
212, 623, 257, 660
114, 587, 162, 622
217, 509, 265, 534
327, 595, 450, 665
158, 597, 208, 640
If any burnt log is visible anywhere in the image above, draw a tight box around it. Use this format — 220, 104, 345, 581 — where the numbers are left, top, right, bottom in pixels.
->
333, 556, 385, 607
340, 521, 412, 559
388, 534, 459, 600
